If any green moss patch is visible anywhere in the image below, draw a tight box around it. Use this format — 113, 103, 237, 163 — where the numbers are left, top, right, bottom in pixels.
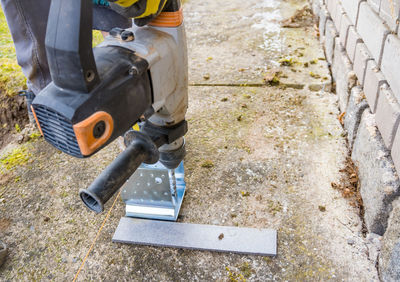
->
0, 145, 31, 170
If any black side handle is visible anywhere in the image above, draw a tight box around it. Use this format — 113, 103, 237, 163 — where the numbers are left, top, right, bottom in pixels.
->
79, 132, 159, 213
45, 0, 100, 93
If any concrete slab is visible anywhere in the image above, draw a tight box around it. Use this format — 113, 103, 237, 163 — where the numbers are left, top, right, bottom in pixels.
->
186, 0, 282, 85
0, 0, 379, 280
186, 0, 330, 90
0, 82, 379, 280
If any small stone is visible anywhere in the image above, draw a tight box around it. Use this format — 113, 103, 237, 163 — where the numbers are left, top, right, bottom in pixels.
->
347, 238, 355, 245
218, 233, 224, 240
16, 134, 24, 144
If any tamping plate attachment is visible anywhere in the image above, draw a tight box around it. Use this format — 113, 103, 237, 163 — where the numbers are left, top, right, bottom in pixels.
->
121, 161, 185, 221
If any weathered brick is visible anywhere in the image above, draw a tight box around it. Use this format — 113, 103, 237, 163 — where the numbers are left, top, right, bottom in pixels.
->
364, 60, 387, 113
332, 38, 357, 111
342, 0, 362, 24
379, 198, 400, 281
375, 84, 400, 150
381, 35, 400, 103
357, 2, 390, 65
324, 20, 338, 65
319, 4, 330, 43
344, 86, 369, 148
392, 126, 400, 177
345, 26, 363, 62
326, 0, 338, 21
332, 38, 345, 81
334, 5, 345, 31
353, 42, 372, 86
352, 110, 400, 235
339, 13, 352, 47
368, 0, 381, 13
380, 0, 400, 32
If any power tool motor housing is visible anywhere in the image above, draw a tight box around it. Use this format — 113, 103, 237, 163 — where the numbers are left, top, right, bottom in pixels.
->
32, 47, 152, 158
31, 0, 188, 159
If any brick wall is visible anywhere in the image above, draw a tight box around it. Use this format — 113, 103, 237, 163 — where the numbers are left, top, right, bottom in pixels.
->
311, 0, 400, 280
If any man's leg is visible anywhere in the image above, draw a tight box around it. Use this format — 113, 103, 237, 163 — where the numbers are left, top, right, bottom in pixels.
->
1, 0, 132, 95
1, 0, 52, 95
1, 0, 131, 121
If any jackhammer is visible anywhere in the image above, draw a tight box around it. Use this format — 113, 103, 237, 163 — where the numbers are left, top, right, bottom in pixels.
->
31, 0, 188, 213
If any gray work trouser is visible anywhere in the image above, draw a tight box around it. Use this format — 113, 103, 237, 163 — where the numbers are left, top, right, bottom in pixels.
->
0, 0, 131, 94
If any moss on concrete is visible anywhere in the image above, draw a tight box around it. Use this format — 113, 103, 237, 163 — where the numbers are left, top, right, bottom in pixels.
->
0, 145, 31, 170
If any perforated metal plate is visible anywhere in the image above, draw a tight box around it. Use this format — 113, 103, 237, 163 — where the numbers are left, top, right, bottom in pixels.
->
113, 217, 277, 256
121, 161, 185, 221
123, 169, 173, 203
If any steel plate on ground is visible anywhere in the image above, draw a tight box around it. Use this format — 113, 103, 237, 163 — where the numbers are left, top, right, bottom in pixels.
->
112, 217, 277, 256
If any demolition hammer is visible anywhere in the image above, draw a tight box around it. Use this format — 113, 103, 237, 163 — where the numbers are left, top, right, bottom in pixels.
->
31, 0, 188, 213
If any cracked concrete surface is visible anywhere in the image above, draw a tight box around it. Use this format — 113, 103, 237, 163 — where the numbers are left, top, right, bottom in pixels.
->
0, 0, 379, 280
